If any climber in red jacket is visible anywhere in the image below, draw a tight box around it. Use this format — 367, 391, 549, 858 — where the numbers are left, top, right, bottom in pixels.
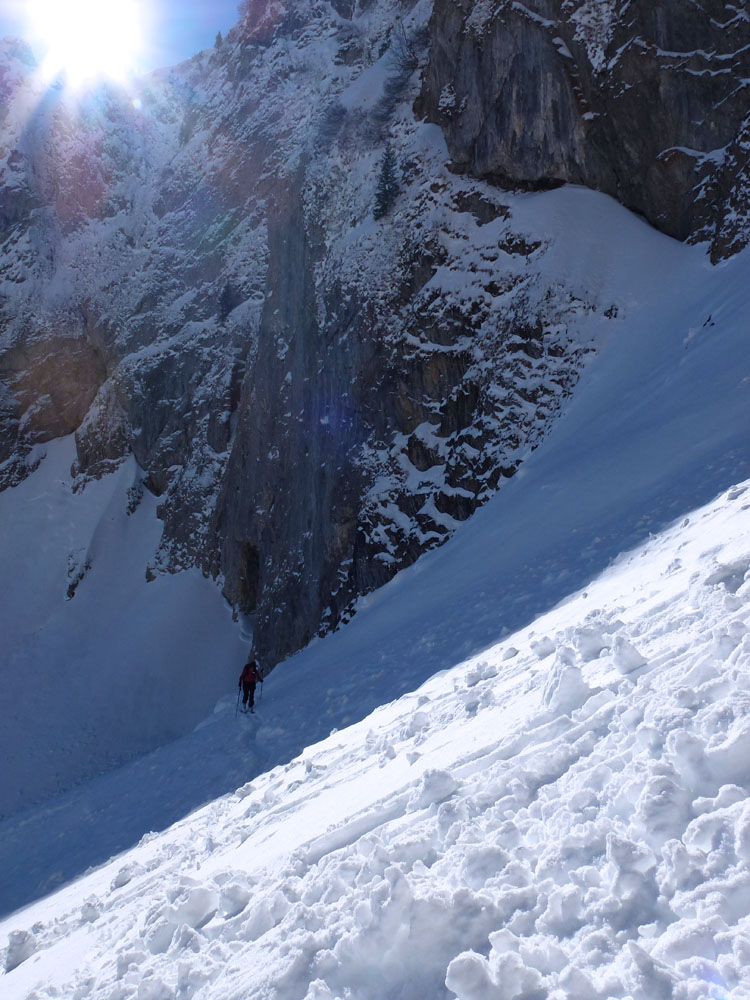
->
239, 659, 263, 713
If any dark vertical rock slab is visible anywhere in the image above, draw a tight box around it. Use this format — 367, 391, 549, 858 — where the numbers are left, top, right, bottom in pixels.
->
211, 172, 368, 665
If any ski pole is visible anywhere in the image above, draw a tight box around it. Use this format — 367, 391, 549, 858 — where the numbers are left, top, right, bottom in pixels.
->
235, 687, 241, 717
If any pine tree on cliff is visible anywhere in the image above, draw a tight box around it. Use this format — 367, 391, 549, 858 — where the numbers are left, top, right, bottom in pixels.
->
373, 144, 399, 220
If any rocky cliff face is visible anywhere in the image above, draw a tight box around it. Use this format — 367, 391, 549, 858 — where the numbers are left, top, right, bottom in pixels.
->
0, 0, 747, 668
417, 0, 750, 261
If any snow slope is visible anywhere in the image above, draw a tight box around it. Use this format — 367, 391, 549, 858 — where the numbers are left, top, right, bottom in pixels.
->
1, 184, 749, 922
2, 454, 750, 997
0, 437, 246, 818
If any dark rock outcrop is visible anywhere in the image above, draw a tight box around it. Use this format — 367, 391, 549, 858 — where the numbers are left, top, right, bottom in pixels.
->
417, 0, 750, 256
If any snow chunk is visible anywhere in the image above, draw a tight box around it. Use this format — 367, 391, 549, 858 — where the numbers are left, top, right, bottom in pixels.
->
4, 929, 37, 972
303, 982, 337, 1000
530, 636, 556, 659
541, 647, 593, 715
447, 946, 545, 1000
573, 625, 609, 661
172, 886, 219, 929
706, 717, 750, 787
612, 636, 648, 674
445, 950, 495, 1000
80, 898, 100, 924
111, 862, 145, 890
220, 882, 252, 918
705, 558, 750, 594
410, 768, 457, 810
405, 710, 430, 737
134, 975, 175, 999
734, 802, 750, 861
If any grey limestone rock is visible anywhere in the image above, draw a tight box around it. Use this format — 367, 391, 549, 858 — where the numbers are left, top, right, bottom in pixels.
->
417, 0, 750, 256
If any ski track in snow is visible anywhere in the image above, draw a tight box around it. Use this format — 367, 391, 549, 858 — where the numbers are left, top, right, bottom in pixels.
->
2, 479, 750, 999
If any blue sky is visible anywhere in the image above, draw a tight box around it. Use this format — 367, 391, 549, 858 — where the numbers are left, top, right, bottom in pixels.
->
0, 1, 241, 73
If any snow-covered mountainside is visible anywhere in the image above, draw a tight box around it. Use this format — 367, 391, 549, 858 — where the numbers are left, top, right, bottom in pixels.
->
0, 1, 597, 677
1, 174, 749, 969
2, 0, 749, 687
2, 159, 747, 826
1, 0, 750, 977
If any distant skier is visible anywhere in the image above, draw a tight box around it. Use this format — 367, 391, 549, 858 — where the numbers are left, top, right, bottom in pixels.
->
239, 658, 263, 713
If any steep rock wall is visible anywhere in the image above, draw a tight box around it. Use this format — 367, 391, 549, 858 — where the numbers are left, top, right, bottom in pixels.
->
0, 5, 598, 670
417, 0, 750, 259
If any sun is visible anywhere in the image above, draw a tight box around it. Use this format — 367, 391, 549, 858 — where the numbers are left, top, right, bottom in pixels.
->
28, 0, 144, 89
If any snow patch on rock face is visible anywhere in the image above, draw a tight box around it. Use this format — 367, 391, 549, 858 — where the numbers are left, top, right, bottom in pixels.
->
564, 0, 618, 73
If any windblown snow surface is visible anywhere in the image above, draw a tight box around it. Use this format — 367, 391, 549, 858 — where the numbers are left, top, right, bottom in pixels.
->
2, 185, 750, 999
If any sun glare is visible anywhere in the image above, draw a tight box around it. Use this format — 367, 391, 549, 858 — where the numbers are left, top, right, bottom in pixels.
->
28, 0, 144, 89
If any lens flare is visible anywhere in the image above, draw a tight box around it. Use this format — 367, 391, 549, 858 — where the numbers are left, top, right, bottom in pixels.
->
28, 0, 144, 88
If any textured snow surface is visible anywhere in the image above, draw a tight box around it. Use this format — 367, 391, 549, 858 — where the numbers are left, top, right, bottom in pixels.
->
2, 476, 750, 999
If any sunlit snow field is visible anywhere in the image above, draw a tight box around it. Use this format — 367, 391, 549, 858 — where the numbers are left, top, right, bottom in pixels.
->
1, 185, 750, 998
3, 470, 750, 999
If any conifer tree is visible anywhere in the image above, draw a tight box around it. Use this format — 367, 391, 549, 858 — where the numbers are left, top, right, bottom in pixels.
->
373, 144, 399, 220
